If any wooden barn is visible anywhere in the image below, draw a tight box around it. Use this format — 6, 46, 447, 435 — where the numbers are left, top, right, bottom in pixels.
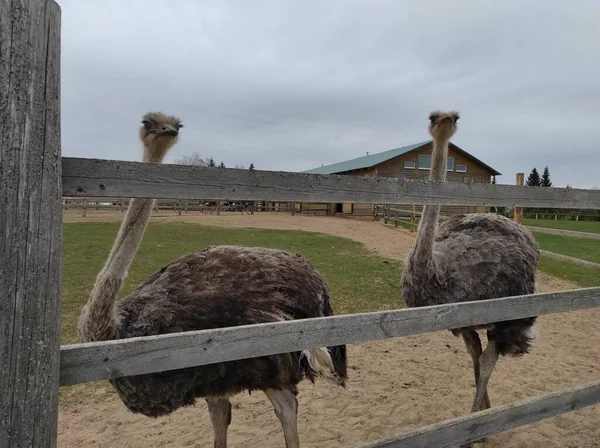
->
299, 140, 501, 217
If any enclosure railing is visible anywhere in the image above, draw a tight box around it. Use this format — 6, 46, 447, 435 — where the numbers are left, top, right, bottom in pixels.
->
2, 1, 600, 447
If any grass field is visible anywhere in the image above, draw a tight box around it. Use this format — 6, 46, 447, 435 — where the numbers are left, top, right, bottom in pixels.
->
62, 221, 402, 345
532, 232, 600, 264
523, 217, 600, 233
537, 258, 600, 287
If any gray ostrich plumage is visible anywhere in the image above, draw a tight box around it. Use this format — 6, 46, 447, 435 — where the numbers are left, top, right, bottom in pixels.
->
77, 112, 347, 448
400, 110, 540, 439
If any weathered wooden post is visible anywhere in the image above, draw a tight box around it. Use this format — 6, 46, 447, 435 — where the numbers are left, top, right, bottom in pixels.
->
514, 172, 524, 224
410, 205, 416, 232
0, 1, 62, 446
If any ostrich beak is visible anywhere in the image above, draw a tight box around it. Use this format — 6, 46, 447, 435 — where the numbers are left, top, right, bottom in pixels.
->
160, 125, 179, 137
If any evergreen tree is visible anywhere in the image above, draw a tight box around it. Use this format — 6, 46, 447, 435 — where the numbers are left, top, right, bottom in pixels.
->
208, 157, 216, 167
541, 166, 552, 187
525, 167, 541, 186
219, 161, 225, 168
249, 163, 255, 171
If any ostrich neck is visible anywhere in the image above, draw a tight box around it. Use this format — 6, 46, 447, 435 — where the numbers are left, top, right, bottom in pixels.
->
409, 138, 449, 266
78, 143, 163, 342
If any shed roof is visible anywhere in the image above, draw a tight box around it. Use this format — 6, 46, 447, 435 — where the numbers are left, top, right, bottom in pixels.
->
303, 140, 501, 176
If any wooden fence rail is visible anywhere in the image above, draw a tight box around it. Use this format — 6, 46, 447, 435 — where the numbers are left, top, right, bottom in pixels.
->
539, 250, 600, 269
359, 379, 600, 448
59, 287, 600, 386
62, 157, 600, 208
527, 225, 600, 240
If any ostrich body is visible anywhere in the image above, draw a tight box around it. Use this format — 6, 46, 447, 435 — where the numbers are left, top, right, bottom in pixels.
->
77, 112, 347, 448
400, 111, 540, 428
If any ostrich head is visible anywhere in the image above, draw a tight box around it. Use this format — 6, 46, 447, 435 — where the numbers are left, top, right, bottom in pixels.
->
428, 110, 459, 141
139, 111, 184, 163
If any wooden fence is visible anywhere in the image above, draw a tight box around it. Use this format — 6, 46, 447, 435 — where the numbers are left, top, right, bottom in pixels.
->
2, 1, 600, 447
62, 197, 298, 216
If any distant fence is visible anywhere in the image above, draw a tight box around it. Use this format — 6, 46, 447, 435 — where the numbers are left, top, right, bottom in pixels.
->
62, 197, 298, 216
525, 212, 600, 222
3, 2, 600, 447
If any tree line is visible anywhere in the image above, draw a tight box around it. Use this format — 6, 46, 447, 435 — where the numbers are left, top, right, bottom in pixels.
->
174, 152, 255, 171
522, 166, 553, 215
525, 166, 552, 187
522, 166, 599, 220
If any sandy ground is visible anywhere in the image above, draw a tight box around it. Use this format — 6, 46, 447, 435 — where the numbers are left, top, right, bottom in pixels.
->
59, 210, 600, 448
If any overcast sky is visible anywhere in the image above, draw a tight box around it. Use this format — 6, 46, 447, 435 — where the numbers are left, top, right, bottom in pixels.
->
57, 0, 600, 188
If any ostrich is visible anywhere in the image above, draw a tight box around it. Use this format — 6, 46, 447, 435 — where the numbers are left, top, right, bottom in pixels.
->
400, 111, 540, 425
78, 112, 347, 448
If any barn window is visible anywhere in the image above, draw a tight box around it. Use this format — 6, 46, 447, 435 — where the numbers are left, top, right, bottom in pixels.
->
418, 155, 431, 169
456, 163, 467, 172
447, 157, 454, 171
404, 160, 416, 169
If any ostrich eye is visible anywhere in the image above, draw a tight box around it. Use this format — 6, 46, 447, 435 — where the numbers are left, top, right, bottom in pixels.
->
429, 115, 437, 124
453, 115, 459, 123
177, 123, 184, 129
142, 120, 152, 130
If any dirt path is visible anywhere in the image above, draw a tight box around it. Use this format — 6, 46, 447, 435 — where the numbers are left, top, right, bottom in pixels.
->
59, 210, 599, 448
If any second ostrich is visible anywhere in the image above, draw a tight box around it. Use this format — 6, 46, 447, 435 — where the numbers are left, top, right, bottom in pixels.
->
78, 112, 347, 448
400, 110, 540, 422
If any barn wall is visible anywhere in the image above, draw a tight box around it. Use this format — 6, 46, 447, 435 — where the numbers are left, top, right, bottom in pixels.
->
367, 143, 493, 215
299, 143, 495, 216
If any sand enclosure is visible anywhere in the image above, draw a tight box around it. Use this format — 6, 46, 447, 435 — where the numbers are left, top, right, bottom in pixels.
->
59, 211, 600, 447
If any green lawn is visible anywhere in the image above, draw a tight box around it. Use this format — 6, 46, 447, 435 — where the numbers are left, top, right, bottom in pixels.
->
62, 222, 402, 345
538, 257, 600, 287
524, 218, 600, 234
532, 232, 600, 264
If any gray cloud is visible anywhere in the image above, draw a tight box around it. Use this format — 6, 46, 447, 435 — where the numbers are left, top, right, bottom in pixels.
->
58, 0, 600, 188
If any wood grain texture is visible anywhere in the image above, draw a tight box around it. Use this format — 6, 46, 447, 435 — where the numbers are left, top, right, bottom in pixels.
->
540, 250, 600, 269
514, 172, 524, 223
527, 225, 600, 240
357, 379, 600, 448
0, 0, 62, 446
61, 157, 600, 208
59, 287, 600, 386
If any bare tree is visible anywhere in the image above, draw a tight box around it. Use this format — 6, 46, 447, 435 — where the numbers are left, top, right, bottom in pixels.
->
173, 152, 208, 166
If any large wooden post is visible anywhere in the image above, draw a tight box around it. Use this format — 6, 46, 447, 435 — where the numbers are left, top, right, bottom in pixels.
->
0, 0, 62, 446
514, 172, 524, 224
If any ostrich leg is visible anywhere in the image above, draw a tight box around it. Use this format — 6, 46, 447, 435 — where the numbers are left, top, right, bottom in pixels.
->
462, 330, 491, 409
459, 330, 491, 447
471, 339, 499, 412
206, 397, 232, 448
264, 389, 300, 448
459, 340, 500, 448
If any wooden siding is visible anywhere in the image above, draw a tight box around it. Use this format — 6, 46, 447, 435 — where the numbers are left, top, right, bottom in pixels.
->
302, 142, 495, 216
369, 142, 492, 215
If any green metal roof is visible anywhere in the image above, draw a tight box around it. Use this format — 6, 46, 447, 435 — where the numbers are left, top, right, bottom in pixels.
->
302, 140, 501, 176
